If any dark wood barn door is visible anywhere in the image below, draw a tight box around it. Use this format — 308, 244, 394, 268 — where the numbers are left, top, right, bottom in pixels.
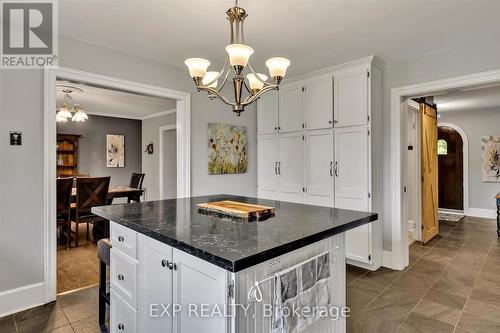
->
438, 126, 464, 211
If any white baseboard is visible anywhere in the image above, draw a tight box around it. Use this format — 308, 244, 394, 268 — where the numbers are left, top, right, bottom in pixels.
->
0, 282, 44, 317
466, 208, 497, 219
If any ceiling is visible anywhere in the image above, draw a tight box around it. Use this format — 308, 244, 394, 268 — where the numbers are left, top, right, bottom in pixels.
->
434, 84, 500, 113
56, 80, 176, 119
58, 0, 500, 77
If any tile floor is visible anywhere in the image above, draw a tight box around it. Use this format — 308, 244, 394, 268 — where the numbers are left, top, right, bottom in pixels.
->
1, 216, 498, 332
347, 216, 500, 333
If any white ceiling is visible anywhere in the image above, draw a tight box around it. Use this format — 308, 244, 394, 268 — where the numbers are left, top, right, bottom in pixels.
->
434, 84, 500, 113
58, 0, 500, 77
56, 80, 176, 119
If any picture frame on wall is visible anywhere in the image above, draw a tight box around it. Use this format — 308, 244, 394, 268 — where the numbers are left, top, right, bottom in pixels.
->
208, 123, 248, 175
107, 134, 125, 168
481, 135, 500, 182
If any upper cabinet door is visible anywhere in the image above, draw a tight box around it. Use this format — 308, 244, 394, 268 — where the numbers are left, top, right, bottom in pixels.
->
334, 68, 369, 128
304, 129, 334, 207
278, 132, 304, 203
172, 249, 227, 333
257, 90, 279, 134
278, 83, 303, 133
304, 75, 333, 130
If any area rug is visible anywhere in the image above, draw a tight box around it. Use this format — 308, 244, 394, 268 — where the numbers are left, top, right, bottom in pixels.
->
439, 212, 465, 224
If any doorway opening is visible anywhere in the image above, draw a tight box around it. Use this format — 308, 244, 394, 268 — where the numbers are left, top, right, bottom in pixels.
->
159, 125, 177, 200
438, 125, 464, 212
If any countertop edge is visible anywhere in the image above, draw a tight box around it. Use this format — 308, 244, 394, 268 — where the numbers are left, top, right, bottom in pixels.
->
92, 206, 378, 273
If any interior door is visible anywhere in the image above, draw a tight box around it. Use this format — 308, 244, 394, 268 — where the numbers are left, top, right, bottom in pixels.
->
335, 127, 370, 263
421, 103, 439, 244
304, 75, 333, 130
138, 235, 173, 333
257, 90, 279, 134
438, 126, 464, 211
278, 132, 304, 203
278, 83, 303, 133
333, 68, 369, 128
172, 249, 227, 333
257, 134, 279, 199
304, 130, 334, 207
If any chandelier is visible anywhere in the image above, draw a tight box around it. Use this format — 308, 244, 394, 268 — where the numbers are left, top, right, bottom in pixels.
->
184, 0, 290, 115
56, 86, 88, 123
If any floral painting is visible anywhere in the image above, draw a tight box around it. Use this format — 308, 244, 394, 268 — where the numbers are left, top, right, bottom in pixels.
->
481, 135, 500, 182
106, 134, 125, 168
208, 123, 248, 175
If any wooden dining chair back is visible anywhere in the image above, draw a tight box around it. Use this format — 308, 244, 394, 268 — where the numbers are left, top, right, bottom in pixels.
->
73, 177, 110, 246
128, 173, 145, 203
56, 177, 73, 249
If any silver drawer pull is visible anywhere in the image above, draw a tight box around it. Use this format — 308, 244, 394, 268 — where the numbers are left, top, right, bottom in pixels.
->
118, 323, 125, 330
117, 274, 124, 281
161, 259, 168, 267
117, 235, 125, 242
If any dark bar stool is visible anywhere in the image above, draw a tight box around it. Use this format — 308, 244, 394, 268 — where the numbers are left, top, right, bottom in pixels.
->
128, 172, 145, 203
97, 238, 112, 331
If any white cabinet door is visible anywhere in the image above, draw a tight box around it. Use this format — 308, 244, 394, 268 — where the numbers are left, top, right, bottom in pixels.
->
334, 127, 371, 263
304, 130, 334, 207
278, 133, 304, 203
334, 68, 369, 128
258, 134, 279, 200
278, 82, 303, 133
257, 90, 279, 134
304, 75, 333, 130
110, 291, 137, 333
138, 235, 173, 333
172, 249, 227, 333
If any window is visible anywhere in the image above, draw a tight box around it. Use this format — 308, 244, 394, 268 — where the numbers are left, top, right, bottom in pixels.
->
438, 139, 448, 155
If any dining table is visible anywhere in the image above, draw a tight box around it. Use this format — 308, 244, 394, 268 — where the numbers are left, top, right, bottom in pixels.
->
71, 185, 144, 201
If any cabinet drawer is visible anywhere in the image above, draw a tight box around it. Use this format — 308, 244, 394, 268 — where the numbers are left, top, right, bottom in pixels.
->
111, 248, 138, 309
110, 290, 137, 333
111, 222, 137, 259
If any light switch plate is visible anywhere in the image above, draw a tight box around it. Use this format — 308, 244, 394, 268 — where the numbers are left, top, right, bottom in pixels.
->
10, 131, 22, 146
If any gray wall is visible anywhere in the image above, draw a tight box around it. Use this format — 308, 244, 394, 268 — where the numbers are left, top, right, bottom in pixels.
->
57, 114, 142, 185
439, 108, 500, 210
142, 113, 176, 200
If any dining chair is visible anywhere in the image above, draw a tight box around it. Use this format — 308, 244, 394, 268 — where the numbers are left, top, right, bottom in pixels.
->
72, 177, 110, 247
56, 177, 73, 249
128, 172, 145, 203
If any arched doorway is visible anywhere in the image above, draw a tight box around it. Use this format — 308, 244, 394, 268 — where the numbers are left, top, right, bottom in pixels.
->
438, 125, 464, 211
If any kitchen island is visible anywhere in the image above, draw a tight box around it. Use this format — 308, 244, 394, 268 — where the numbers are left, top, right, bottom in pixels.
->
92, 195, 378, 333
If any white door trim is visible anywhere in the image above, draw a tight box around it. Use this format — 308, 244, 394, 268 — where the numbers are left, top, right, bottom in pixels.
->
390, 68, 500, 270
437, 122, 469, 214
159, 124, 177, 200
44, 66, 191, 303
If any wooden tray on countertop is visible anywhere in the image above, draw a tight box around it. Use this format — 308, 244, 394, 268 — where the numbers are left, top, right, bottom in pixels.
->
197, 200, 275, 220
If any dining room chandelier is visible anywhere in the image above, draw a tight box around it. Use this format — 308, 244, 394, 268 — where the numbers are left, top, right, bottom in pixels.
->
56, 87, 88, 123
184, 0, 291, 115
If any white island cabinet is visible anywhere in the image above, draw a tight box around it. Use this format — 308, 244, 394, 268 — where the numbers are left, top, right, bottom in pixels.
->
93, 195, 377, 333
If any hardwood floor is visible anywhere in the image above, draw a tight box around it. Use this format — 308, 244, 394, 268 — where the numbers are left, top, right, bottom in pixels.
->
57, 223, 99, 294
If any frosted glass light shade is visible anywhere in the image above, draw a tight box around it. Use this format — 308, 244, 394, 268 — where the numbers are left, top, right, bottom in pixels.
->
56, 112, 68, 123
184, 58, 211, 78
225, 44, 254, 67
246, 73, 268, 91
202, 71, 219, 88
72, 107, 88, 122
265, 57, 291, 78
58, 106, 72, 119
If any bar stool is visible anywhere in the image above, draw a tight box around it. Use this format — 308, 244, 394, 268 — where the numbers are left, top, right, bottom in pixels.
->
97, 238, 112, 331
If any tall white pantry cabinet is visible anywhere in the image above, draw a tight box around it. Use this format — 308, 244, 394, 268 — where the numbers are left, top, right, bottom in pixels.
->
257, 56, 383, 270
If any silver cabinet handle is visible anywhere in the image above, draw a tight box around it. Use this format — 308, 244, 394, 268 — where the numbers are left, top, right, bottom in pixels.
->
118, 323, 125, 330
161, 259, 168, 267
278, 162, 281, 175
335, 162, 338, 177
167, 261, 177, 271
117, 235, 124, 242
275, 162, 278, 175
117, 274, 124, 281
330, 162, 333, 177
333, 120, 338, 124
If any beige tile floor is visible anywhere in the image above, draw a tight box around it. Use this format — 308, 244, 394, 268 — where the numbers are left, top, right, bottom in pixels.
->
1, 216, 498, 332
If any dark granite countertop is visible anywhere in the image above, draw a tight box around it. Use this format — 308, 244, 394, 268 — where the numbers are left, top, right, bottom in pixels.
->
92, 195, 378, 272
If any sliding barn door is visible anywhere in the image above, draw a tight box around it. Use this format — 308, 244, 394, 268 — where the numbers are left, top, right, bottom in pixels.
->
421, 103, 439, 244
